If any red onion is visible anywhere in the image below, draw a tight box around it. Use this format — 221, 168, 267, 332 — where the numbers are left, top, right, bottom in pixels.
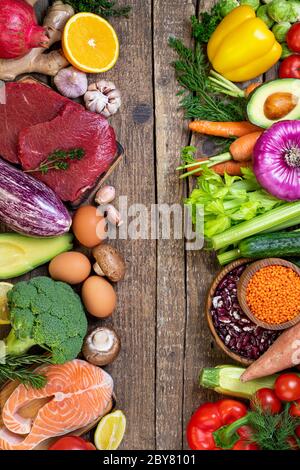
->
0, 0, 49, 59
253, 120, 300, 202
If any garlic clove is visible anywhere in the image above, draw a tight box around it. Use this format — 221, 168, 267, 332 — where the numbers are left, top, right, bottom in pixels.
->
95, 185, 116, 205
106, 204, 123, 227
54, 66, 88, 99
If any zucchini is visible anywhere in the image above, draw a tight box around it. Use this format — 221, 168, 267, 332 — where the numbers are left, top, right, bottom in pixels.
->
199, 365, 298, 399
239, 232, 300, 258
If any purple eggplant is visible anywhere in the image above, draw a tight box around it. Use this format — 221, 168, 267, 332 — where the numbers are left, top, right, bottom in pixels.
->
0, 158, 71, 237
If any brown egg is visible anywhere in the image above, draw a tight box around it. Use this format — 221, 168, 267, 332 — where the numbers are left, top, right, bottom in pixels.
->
72, 205, 107, 248
82, 276, 116, 318
49, 252, 91, 285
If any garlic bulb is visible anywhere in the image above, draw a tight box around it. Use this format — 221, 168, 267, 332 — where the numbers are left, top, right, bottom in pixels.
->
84, 80, 121, 118
54, 66, 88, 98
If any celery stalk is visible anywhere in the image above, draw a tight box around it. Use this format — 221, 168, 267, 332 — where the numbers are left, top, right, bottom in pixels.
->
217, 249, 240, 265
262, 215, 300, 233
211, 202, 300, 250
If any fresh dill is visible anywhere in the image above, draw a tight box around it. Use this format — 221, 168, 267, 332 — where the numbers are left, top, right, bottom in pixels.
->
66, 0, 131, 18
169, 37, 246, 122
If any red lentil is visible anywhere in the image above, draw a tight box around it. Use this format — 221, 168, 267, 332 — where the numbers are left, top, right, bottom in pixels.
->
246, 265, 300, 325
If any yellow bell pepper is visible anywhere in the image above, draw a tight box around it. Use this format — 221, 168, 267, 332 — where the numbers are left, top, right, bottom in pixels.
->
207, 5, 282, 82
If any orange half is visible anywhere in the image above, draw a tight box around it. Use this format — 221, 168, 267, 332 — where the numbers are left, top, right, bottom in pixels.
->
62, 13, 119, 73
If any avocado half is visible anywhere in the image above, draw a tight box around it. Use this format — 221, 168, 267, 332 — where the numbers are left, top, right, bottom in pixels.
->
0, 233, 73, 279
247, 79, 300, 128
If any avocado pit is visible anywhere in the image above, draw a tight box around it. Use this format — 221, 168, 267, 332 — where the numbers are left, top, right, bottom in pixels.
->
264, 92, 298, 121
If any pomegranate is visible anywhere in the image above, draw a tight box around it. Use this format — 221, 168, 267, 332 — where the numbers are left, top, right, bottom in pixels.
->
0, 0, 49, 59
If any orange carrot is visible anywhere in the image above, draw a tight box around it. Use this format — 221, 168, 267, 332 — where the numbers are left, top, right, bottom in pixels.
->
245, 82, 261, 97
229, 131, 263, 162
210, 160, 252, 176
190, 159, 252, 177
189, 121, 262, 138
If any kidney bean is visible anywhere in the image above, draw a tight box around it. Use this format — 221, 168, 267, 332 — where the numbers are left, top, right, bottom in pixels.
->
211, 264, 281, 360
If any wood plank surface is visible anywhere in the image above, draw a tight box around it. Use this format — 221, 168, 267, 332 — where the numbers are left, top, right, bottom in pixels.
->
96, 0, 157, 450
182, 0, 233, 449
0, 0, 256, 450
153, 0, 196, 450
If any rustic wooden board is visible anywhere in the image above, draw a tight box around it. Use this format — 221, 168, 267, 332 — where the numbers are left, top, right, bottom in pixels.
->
0, 0, 277, 450
98, 0, 157, 450
153, 0, 196, 450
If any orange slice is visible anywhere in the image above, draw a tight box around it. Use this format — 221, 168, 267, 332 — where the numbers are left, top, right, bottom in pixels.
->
62, 13, 119, 74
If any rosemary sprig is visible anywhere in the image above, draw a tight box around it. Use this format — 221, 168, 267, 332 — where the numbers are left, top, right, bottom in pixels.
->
25, 148, 85, 175
66, 0, 131, 18
0, 355, 52, 389
168, 35, 247, 122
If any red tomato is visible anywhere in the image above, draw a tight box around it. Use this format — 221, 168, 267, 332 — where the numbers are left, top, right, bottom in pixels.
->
290, 400, 300, 417
275, 374, 300, 402
251, 388, 282, 414
287, 436, 300, 450
279, 55, 300, 79
49, 436, 96, 451
287, 23, 300, 53
232, 440, 259, 450
237, 425, 255, 441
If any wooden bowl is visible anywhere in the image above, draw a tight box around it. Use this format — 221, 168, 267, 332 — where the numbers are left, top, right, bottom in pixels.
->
206, 258, 253, 366
237, 258, 300, 331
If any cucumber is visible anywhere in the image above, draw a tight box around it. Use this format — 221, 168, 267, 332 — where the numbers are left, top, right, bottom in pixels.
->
239, 232, 300, 259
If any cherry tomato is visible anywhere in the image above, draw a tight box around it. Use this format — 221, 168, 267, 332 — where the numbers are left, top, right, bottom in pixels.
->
279, 55, 300, 79
287, 436, 300, 450
290, 400, 300, 417
237, 425, 255, 441
251, 388, 282, 414
49, 436, 96, 451
275, 374, 300, 402
232, 440, 259, 450
287, 23, 300, 53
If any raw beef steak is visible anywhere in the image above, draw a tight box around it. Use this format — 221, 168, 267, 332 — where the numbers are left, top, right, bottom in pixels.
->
19, 104, 117, 202
0, 82, 80, 164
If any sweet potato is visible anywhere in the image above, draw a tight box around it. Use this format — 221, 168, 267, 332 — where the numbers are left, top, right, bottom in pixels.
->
241, 322, 300, 382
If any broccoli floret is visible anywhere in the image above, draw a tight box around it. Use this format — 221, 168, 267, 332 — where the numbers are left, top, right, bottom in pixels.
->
6, 277, 88, 364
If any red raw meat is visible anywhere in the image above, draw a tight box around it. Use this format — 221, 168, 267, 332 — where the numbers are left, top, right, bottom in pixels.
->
0, 82, 81, 163
19, 104, 117, 202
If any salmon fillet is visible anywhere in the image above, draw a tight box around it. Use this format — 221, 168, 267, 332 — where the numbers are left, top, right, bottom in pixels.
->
0, 359, 113, 450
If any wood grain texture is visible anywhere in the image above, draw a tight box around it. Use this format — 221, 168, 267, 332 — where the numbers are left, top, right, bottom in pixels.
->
182, 0, 234, 449
153, 0, 196, 450
96, 0, 157, 450
1, 0, 279, 451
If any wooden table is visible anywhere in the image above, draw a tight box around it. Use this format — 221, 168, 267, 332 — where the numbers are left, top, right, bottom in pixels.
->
2, 0, 261, 450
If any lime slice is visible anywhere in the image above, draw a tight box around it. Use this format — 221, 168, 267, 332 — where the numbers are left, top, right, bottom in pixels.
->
94, 410, 126, 450
0, 282, 13, 325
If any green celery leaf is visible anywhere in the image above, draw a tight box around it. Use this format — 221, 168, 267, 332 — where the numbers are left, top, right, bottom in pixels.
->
205, 216, 231, 238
